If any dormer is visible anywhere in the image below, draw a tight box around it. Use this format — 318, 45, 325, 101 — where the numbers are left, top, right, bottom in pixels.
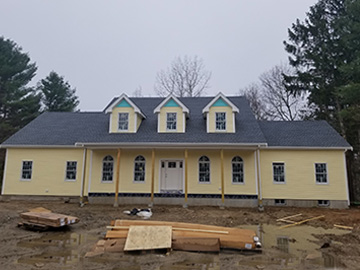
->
202, 93, 239, 133
154, 94, 189, 133
105, 94, 146, 133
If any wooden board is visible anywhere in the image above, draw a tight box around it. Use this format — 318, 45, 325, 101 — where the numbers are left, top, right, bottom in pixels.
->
124, 226, 172, 251
29, 207, 52, 213
172, 238, 220, 252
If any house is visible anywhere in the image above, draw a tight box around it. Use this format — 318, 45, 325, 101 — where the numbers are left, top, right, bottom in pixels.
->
0, 93, 352, 208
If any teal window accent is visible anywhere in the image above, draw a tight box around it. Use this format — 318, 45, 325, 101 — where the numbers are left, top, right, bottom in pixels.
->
212, 98, 229, 107
164, 98, 180, 107
116, 99, 132, 108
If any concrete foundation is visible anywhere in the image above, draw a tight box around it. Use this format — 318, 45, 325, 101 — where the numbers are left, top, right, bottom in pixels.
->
262, 199, 348, 209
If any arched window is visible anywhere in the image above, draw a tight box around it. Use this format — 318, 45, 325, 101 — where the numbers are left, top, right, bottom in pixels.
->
199, 156, 210, 182
102, 155, 114, 182
134, 155, 146, 182
232, 156, 244, 183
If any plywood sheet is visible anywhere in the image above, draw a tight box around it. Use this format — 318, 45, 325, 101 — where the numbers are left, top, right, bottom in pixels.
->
124, 226, 172, 251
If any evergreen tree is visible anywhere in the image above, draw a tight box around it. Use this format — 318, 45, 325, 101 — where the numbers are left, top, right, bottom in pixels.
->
0, 36, 41, 143
38, 71, 79, 112
284, 0, 360, 201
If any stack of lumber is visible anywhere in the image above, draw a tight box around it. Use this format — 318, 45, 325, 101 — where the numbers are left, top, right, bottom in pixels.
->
87, 219, 261, 255
19, 207, 79, 229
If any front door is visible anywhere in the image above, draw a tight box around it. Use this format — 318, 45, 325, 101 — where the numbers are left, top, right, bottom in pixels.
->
160, 160, 183, 193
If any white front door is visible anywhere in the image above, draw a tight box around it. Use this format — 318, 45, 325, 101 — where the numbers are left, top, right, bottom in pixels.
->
160, 160, 183, 193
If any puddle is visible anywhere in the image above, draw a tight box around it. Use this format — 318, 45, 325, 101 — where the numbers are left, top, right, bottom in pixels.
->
16, 225, 349, 269
17, 232, 98, 266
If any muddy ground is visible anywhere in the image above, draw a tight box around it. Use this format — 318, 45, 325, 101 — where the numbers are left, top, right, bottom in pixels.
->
1, 200, 360, 270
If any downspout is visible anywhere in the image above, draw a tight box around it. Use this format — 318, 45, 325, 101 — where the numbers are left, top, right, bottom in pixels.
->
80, 148, 87, 205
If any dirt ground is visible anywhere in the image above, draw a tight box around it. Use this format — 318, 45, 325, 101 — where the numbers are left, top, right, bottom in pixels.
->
1, 200, 360, 270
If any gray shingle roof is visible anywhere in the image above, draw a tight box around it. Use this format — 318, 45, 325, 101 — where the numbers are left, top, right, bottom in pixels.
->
1, 96, 351, 148
259, 121, 351, 148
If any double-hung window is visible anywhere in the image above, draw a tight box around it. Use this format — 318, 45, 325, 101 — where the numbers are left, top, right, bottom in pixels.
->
199, 156, 210, 182
118, 113, 129, 131
65, 161, 77, 181
273, 162, 285, 183
232, 156, 244, 183
166, 112, 177, 130
102, 155, 114, 182
315, 163, 327, 183
215, 112, 226, 130
134, 155, 146, 182
21, 161, 33, 180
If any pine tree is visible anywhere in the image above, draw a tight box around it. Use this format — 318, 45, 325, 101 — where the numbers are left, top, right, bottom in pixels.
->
0, 36, 41, 143
38, 71, 79, 112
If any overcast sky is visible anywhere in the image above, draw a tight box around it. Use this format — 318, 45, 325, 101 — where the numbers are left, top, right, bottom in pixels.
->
0, 0, 318, 111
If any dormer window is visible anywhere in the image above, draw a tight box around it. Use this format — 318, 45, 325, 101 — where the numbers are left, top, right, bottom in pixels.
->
215, 112, 226, 130
166, 113, 177, 130
118, 113, 129, 131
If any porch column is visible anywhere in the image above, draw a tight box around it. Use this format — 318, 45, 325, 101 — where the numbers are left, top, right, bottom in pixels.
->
256, 148, 263, 210
220, 149, 225, 205
80, 148, 88, 205
184, 149, 188, 207
150, 149, 155, 205
114, 148, 121, 207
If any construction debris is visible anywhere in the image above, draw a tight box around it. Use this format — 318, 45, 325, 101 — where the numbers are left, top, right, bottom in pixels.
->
123, 208, 152, 219
85, 219, 261, 256
334, 224, 353, 230
19, 208, 79, 230
279, 215, 325, 229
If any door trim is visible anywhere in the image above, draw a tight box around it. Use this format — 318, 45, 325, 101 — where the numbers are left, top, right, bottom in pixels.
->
158, 158, 185, 193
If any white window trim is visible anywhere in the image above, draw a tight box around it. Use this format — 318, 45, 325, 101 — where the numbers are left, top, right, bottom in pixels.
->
118, 112, 129, 132
166, 112, 177, 131
133, 155, 146, 183
64, 161, 77, 182
198, 156, 211, 184
20, 160, 33, 181
215, 112, 227, 132
101, 156, 114, 183
315, 163, 329, 185
231, 157, 245, 185
272, 162, 286, 184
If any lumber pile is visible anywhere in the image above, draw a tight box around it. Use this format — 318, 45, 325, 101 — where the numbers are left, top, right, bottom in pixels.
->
276, 213, 325, 229
19, 207, 79, 229
86, 219, 261, 256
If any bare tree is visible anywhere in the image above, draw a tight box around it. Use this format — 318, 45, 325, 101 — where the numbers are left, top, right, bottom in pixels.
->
132, 86, 143, 97
154, 56, 211, 97
239, 84, 268, 120
240, 64, 310, 121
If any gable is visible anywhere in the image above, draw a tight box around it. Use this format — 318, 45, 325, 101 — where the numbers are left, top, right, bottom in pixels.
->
164, 98, 180, 107
212, 97, 230, 107
116, 99, 132, 108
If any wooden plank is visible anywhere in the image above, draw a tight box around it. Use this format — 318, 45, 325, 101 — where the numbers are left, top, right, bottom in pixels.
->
277, 219, 296, 224
104, 239, 126, 252
172, 238, 220, 252
334, 224, 353, 230
124, 226, 172, 251
29, 207, 52, 213
276, 213, 302, 221
107, 225, 228, 234
106, 230, 128, 239
279, 215, 325, 229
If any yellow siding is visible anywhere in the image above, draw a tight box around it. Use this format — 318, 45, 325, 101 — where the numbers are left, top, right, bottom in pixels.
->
110, 107, 138, 133
136, 114, 142, 130
260, 149, 347, 200
3, 148, 85, 196
158, 107, 185, 133
208, 106, 235, 133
